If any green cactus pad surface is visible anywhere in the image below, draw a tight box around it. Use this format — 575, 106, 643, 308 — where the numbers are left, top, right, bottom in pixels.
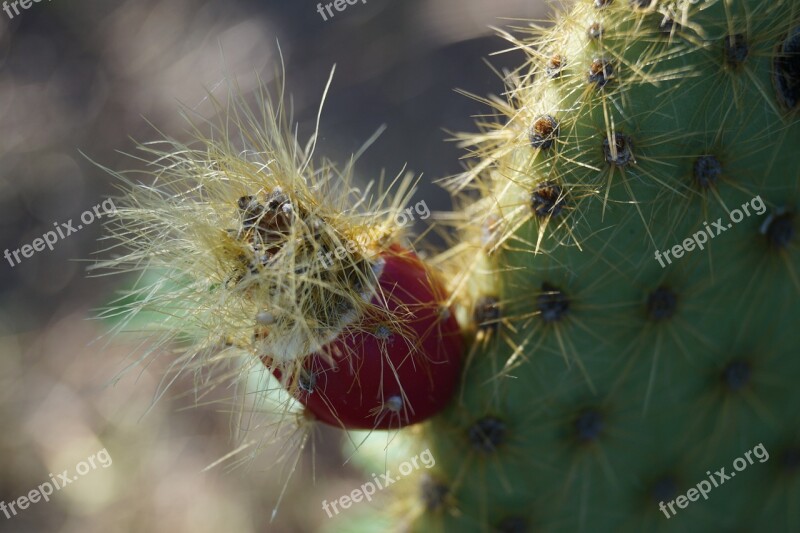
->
401, 0, 800, 531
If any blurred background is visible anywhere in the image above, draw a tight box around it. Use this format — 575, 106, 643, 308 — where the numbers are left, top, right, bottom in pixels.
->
0, 0, 551, 531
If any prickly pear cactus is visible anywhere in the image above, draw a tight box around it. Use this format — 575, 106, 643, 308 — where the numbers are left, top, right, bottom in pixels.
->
94, 0, 800, 531
391, 0, 800, 531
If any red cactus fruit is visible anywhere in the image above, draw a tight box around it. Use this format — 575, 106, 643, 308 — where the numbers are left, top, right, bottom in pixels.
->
269, 244, 463, 430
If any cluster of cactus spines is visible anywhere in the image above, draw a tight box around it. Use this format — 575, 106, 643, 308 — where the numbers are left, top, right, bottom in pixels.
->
395, 0, 799, 531
92, 73, 463, 450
